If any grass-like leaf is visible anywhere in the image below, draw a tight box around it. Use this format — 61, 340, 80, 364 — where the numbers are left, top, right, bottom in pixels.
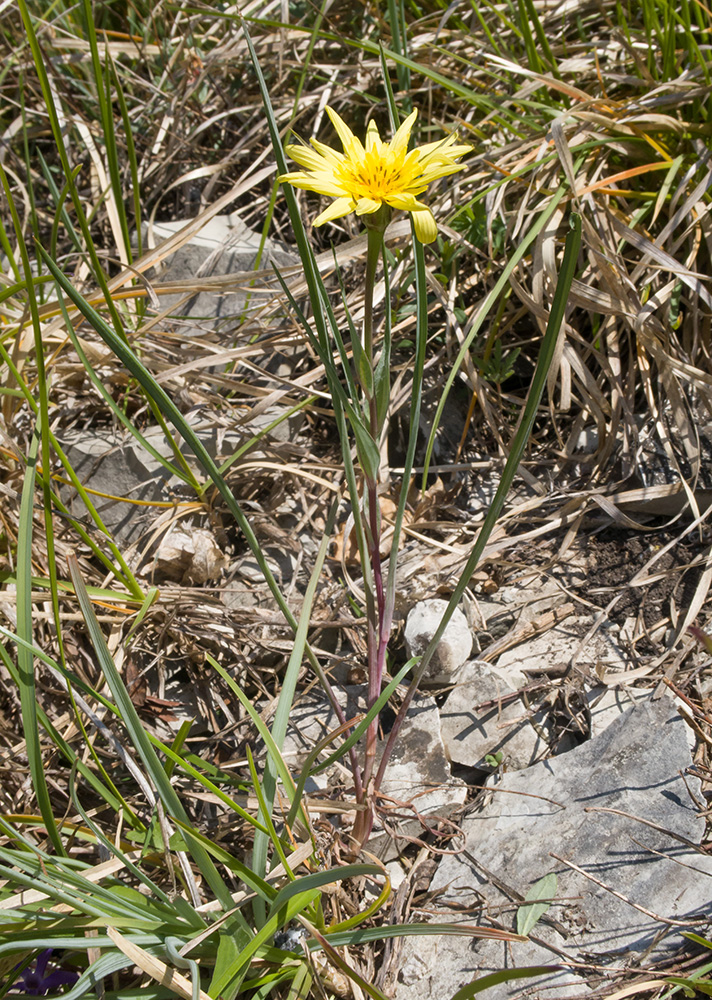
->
67, 556, 237, 914
449, 966, 562, 1000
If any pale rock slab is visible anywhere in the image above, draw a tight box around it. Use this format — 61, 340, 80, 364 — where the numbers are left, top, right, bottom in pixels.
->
279, 686, 466, 859
587, 686, 696, 750
440, 660, 548, 771
395, 696, 712, 1000
586, 685, 656, 738
475, 574, 567, 633
496, 615, 629, 678
59, 412, 301, 549
405, 599, 473, 685
146, 214, 295, 335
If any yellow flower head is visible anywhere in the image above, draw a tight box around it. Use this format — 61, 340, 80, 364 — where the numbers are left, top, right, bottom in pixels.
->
278, 107, 472, 244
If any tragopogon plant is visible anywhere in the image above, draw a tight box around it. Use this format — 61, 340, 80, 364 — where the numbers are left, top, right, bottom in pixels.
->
279, 103, 472, 847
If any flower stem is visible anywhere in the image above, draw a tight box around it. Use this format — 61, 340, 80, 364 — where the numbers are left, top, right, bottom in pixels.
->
352, 218, 389, 850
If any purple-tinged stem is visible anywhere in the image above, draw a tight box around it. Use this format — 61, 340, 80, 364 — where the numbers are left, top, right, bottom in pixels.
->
351, 219, 389, 850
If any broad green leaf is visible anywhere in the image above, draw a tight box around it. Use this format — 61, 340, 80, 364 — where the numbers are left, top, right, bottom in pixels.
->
516, 873, 558, 937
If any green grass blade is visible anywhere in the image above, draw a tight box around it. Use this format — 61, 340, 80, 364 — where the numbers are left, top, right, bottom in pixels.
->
37, 244, 302, 638
66, 556, 235, 912
450, 967, 561, 1000
421, 185, 568, 487
420, 212, 582, 673
151, 737, 272, 834
13, 430, 65, 855
209, 891, 321, 999
376, 213, 582, 792
269, 865, 381, 916
249, 497, 340, 920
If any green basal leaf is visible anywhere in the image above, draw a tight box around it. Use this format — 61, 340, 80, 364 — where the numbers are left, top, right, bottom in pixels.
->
516, 873, 557, 937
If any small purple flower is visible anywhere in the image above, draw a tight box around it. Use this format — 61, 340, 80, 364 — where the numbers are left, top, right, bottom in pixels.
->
10, 949, 78, 996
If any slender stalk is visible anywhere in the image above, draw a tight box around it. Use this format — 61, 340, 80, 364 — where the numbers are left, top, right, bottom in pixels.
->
353, 219, 389, 848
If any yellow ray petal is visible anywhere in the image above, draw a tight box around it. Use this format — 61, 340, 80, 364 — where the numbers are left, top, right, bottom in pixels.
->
354, 197, 382, 215
365, 119, 382, 152
285, 145, 331, 172
391, 109, 418, 156
326, 106, 365, 160
417, 161, 467, 185
417, 135, 473, 161
385, 192, 422, 211
313, 197, 355, 226
279, 172, 346, 197
310, 137, 344, 163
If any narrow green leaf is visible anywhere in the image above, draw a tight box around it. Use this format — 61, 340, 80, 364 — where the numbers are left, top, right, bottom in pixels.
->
417, 213, 582, 679
421, 186, 567, 486
321, 923, 526, 947
450, 967, 561, 1000
376, 212, 582, 793
15, 431, 64, 855
269, 865, 381, 916
67, 558, 235, 913
209, 893, 320, 998
683, 932, 712, 951
663, 979, 711, 998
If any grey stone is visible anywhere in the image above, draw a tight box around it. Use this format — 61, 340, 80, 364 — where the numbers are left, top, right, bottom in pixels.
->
405, 599, 473, 685
146, 214, 295, 336
236, 545, 297, 588
220, 579, 260, 611
58, 411, 297, 547
60, 428, 174, 547
396, 696, 712, 1000
378, 694, 467, 856
476, 575, 567, 633
440, 660, 548, 770
244, 403, 305, 445
575, 428, 599, 453
497, 616, 629, 678
586, 686, 656, 739
586, 687, 696, 750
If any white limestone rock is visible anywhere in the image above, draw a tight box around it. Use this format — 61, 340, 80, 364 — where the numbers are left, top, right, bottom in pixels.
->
405, 599, 473, 685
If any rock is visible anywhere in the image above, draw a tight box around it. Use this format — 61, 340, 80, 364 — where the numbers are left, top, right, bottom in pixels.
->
220, 580, 260, 611
244, 403, 305, 446
496, 615, 629, 678
405, 599, 472, 685
153, 526, 228, 584
386, 860, 406, 892
476, 574, 567, 633
575, 428, 599, 453
236, 546, 296, 587
58, 412, 298, 549
396, 696, 712, 1000
587, 686, 696, 749
440, 660, 548, 770
378, 694, 467, 857
60, 428, 173, 547
146, 214, 295, 336
586, 685, 656, 738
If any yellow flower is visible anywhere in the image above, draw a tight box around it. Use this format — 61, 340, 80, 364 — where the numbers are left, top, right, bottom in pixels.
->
278, 107, 472, 244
